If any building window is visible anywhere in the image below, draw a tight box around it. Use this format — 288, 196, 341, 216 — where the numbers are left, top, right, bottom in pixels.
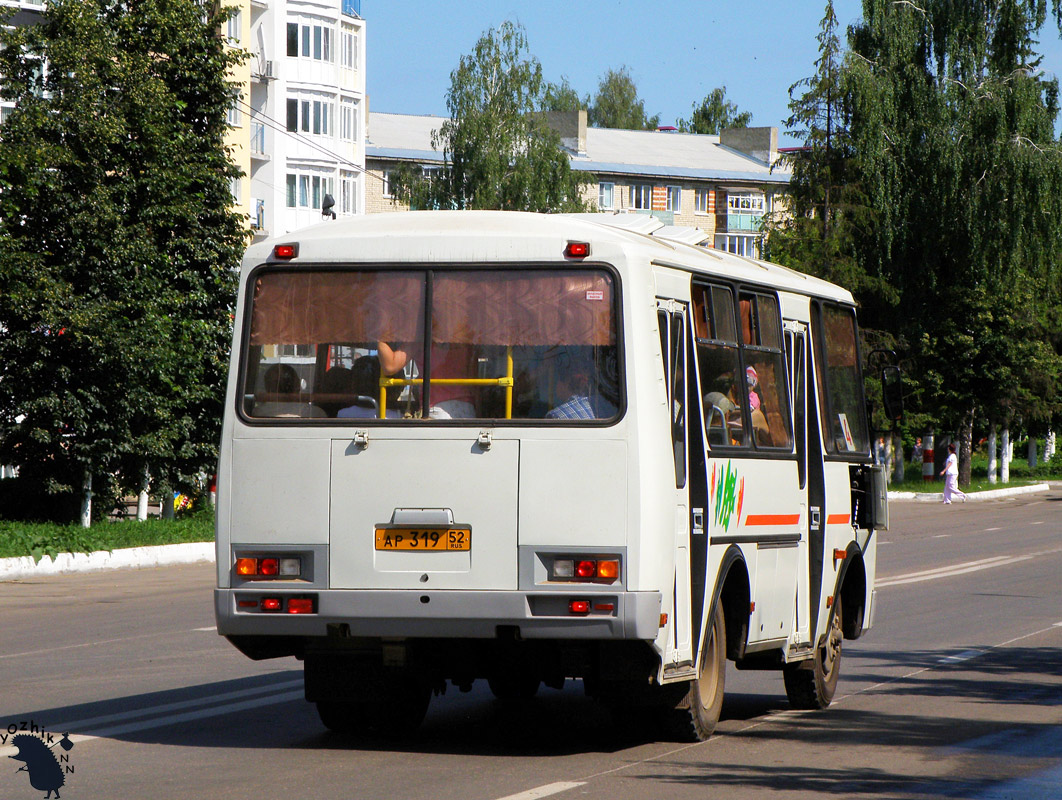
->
229, 177, 241, 204
598, 182, 614, 210
340, 170, 357, 214
630, 184, 652, 210
714, 234, 762, 260
287, 19, 333, 62
226, 9, 241, 43
287, 170, 336, 209
227, 94, 241, 127
341, 26, 358, 69
665, 185, 681, 212
286, 94, 334, 136
694, 188, 712, 215
340, 97, 359, 141
382, 170, 394, 199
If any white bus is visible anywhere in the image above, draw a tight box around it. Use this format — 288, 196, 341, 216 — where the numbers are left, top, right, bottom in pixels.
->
214, 210, 894, 740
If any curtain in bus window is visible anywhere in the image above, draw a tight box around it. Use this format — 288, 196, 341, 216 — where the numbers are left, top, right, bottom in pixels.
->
431, 271, 613, 346
817, 304, 870, 454
248, 271, 426, 345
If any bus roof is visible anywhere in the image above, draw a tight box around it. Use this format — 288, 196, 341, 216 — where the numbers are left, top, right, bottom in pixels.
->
246, 210, 855, 305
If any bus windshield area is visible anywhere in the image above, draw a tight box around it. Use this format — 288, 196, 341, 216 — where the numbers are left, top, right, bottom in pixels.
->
240, 268, 621, 422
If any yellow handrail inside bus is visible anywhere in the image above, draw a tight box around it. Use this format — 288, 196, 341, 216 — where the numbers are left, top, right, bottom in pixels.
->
377, 347, 515, 419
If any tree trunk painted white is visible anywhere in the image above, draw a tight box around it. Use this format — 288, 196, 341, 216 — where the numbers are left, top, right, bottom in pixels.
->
892, 432, 905, 483
987, 425, 997, 484
137, 465, 150, 522
923, 431, 935, 482
1044, 431, 1055, 462
1001, 427, 1010, 483
80, 470, 92, 529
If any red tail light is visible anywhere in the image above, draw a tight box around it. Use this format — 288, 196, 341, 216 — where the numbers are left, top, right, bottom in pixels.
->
287, 598, 314, 614
259, 558, 279, 576
261, 598, 281, 612
576, 560, 596, 578
569, 600, 590, 615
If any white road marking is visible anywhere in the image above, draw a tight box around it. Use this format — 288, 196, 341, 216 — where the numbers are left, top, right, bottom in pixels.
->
0, 685, 304, 757
877, 546, 1062, 587
494, 782, 586, 800
194, 626, 217, 632
984, 527, 1002, 532
939, 649, 986, 664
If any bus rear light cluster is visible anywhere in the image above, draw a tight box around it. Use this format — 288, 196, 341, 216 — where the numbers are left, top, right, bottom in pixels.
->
551, 557, 620, 583
237, 595, 316, 614
235, 556, 301, 579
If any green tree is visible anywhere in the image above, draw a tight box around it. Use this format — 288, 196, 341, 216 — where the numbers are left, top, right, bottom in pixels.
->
844, 0, 1062, 481
587, 66, 660, 130
389, 21, 587, 212
677, 86, 752, 134
0, 0, 247, 522
543, 76, 587, 113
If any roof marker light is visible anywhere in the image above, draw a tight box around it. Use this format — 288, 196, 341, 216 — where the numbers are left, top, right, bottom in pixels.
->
272, 243, 298, 260
564, 241, 590, 259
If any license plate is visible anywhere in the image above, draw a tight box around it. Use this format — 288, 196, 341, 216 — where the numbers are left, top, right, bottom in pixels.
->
374, 527, 471, 551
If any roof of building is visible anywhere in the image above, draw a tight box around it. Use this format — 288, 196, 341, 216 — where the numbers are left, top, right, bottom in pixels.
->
366, 112, 791, 186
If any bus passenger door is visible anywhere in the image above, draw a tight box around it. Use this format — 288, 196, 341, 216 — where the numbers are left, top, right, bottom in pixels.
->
657, 300, 708, 670
786, 323, 812, 645
801, 325, 827, 643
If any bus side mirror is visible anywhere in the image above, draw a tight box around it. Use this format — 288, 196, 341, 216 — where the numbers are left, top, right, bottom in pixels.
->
881, 365, 903, 421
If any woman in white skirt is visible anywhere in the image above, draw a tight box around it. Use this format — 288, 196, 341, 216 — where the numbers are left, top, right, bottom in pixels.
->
939, 443, 967, 504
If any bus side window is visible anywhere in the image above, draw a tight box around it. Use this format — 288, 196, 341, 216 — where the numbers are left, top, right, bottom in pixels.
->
738, 292, 793, 450
694, 284, 746, 448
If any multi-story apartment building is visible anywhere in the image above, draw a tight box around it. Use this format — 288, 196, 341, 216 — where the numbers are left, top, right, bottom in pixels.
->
242, 0, 366, 239
365, 110, 790, 259
0, 0, 43, 127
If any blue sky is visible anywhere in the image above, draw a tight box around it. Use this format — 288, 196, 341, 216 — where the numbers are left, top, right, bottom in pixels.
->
364, 1, 1062, 147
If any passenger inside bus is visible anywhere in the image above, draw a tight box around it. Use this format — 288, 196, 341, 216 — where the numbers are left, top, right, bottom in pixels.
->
338, 356, 400, 418
545, 356, 617, 420
377, 341, 477, 419
253, 363, 327, 418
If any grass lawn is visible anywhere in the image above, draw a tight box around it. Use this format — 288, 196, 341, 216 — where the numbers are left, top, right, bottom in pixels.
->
0, 508, 214, 561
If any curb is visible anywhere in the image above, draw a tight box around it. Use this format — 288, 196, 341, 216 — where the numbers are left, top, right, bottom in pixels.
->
0, 541, 215, 582
888, 482, 1052, 503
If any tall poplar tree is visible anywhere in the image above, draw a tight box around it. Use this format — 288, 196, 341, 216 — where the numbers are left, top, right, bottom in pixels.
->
0, 0, 247, 521
845, 0, 1062, 480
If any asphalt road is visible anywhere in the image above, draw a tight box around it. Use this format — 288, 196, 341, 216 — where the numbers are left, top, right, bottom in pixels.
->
1, 490, 1060, 800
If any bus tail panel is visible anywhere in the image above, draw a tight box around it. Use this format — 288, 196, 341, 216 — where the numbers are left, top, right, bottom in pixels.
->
328, 437, 519, 590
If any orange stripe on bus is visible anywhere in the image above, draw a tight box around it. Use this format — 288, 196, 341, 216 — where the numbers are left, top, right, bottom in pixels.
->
827, 514, 852, 525
744, 514, 801, 526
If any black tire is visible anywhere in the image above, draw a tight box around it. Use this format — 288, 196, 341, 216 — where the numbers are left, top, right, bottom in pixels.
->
664, 602, 726, 742
783, 595, 843, 710
316, 677, 431, 738
487, 672, 540, 700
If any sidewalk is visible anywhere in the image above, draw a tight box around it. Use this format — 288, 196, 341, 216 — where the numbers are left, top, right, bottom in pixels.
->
1, 483, 1056, 581
887, 482, 1053, 503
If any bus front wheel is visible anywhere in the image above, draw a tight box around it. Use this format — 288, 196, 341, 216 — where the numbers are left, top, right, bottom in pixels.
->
783, 595, 842, 710
667, 602, 726, 741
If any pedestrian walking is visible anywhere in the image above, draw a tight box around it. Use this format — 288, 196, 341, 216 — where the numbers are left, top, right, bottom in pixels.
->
939, 443, 967, 504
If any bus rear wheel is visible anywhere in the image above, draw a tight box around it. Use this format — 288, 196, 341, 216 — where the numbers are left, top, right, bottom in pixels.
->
783, 595, 843, 710
665, 602, 726, 742
487, 672, 540, 700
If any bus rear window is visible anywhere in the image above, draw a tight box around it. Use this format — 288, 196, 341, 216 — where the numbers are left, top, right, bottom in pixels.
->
240, 268, 620, 422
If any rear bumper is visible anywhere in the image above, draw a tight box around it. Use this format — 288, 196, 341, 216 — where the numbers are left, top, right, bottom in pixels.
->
215, 588, 663, 640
